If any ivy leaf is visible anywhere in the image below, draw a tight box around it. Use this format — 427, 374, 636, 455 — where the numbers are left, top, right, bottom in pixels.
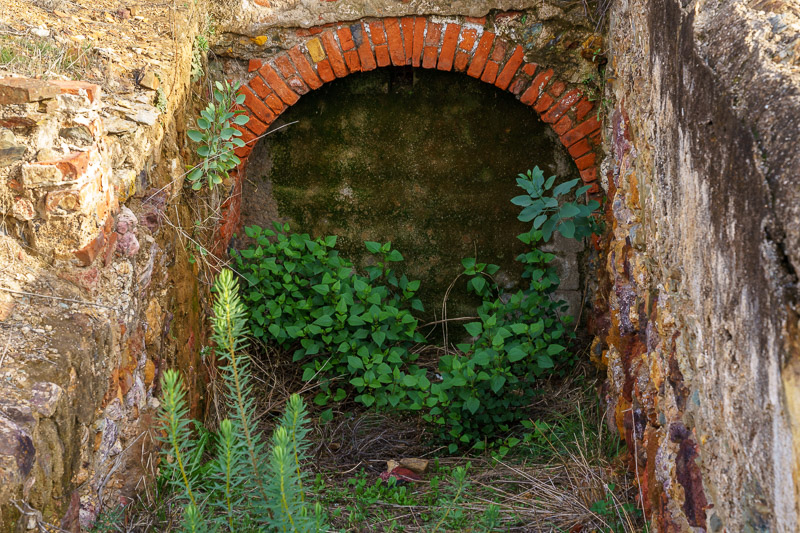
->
347, 356, 364, 370
558, 203, 581, 219
187, 130, 203, 142
365, 241, 381, 253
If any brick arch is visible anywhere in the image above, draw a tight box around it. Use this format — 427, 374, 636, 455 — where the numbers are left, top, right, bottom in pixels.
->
218, 15, 603, 248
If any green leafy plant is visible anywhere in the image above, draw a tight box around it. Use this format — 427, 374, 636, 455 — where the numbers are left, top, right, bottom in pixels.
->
186, 80, 250, 191
423, 168, 600, 450
233, 224, 429, 412
158, 269, 325, 531
233, 167, 599, 451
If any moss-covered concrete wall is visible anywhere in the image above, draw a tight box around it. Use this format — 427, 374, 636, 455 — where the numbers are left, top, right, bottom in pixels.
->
238, 67, 583, 323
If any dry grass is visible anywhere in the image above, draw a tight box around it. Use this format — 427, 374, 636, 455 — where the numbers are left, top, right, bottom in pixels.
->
0, 29, 105, 81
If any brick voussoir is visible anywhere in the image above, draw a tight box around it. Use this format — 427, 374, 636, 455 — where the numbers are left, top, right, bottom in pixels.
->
258, 64, 300, 105
541, 88, 583, 124
495, 45, 524, 90
437, 23, 460, 71
240, 85, 276, 124
288, 46, 323, 89
320, 31, 348, 77
384, 17, 406, 66
467, 31, 495, 78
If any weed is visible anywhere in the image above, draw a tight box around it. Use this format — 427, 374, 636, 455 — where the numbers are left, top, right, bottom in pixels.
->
186, 80, 249, 190
0, 34, 100, 80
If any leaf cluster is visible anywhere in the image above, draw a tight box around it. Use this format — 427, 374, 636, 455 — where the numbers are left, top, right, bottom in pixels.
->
233, 167, 600, 451
186, 80, 250, 191
233, 224, 428, 416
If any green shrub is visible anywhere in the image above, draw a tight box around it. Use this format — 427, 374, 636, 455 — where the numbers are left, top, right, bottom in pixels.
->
426, 168, 600, 450
158, 269, 325, 531
232, 226, 429, 411
233, 167, 599, 450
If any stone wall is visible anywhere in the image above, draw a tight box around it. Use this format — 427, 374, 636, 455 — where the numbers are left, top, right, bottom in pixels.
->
0, 3, 206, 528
600, 0, 800, 530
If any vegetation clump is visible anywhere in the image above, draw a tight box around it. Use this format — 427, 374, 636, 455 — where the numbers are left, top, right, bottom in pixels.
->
158, 270, 325, 531
233, 167, 600, 450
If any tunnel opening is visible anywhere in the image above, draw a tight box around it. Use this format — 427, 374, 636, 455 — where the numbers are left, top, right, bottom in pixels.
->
233, 66, 587, 334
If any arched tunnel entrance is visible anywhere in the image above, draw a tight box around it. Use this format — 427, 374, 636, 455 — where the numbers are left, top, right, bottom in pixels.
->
233, 67, 586, 325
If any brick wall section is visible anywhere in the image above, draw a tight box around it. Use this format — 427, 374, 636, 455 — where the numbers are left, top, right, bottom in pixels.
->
217, 15, 603, 250
0, 78, 118, 266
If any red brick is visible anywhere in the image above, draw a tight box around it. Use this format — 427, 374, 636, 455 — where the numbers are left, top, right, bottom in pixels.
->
337, 26, 356, 50
436, 24, 459, 71
542, 89, 582, 123
289, 46, 323, 89
321, 32, 348, 77
575, 152, 597, 171
495, 45, 524, 90
459, 28, 478, 51
263, 91, 285, 115
553, 115, 573, 136
237, 126, 257, 149
240, 85, 276, 124
579, 167, 597, 183
548, 80, 566, 98
567, 138, 592, 158
509, 77, 528, 95
454, 52, 470, 72
384, 18, 405, 66
355, 22, 377, 71
467, 32, 495, 78
422, 46, 437, 69
52, 151, 89, 179
74, 231, 105, 266
310, 26, 325, 35
465, 16, 486, 25
0, 77, 59, 104
234, 144, 253, 158
587, 182, 600, 194
244, 114, 268, 136
490, 40, 507, 62
316, 59, 336, 83
561, 116, 602, 147
248, 75, 270, 99
520, 68, 553, 105
368, 20, 386, 44
296, 29, 312, 37
258, 64, 301, 105
52, 80, 101, 104
425, 22, 442, 45
522, 63, 537, 76
481, 61, 499, 84
575, 98, 594, 122
275, 55, 296, 78
285, 75, 309, 95
374, 45, 391, 67
589, 130, 603, 146
248, 59, 263, 72
412, 18, 425, 67
343, 50, 362, 72
533, 93, 554, 113
401, 17, 415, 64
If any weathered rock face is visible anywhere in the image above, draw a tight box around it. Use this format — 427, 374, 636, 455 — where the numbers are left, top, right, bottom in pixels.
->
600, 0, 800, 529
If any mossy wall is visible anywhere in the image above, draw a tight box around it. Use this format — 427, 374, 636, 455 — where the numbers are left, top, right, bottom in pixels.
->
239, 67, 582, 323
